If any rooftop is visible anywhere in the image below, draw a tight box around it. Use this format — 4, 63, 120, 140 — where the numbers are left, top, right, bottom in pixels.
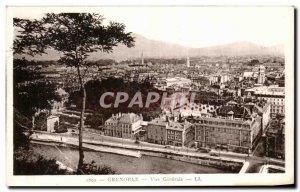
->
106, 113, 142, 124
246, 86, 285, 96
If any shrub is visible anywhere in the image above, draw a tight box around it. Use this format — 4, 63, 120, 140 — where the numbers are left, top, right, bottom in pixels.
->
78, 161, 116, 175
14, 154, 69, 175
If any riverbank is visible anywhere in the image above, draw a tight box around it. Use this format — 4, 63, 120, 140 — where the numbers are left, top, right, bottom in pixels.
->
30, 131, 244, 173
29, 142, 230, 174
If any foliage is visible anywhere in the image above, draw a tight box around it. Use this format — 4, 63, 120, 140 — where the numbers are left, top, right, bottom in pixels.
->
14, 153, 69, 175
89, 59, 116, 68
13, 58, 61, 120
14, 13, 134, 69
79, 161, 116, 175
14, 147, 116, 175
14, 13, 135, 173
54, 121, 59, 131
14, 82, 61, 118
13, 122, 30, 150
85, 113, 104, 130
68, 77, 162, 120
247, 59, 260, 66
14, 108, 32, 128
13, 59, 43, 84
34, 112, 48, 131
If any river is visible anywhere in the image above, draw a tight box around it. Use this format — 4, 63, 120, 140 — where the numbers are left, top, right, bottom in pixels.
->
30, 142, 230, 174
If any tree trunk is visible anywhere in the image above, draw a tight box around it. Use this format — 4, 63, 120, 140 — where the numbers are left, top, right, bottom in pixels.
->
31, 115, 35, 130
76, 66, 86, 174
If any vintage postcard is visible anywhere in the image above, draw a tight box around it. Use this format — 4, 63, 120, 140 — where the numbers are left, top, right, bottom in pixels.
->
6, 6, 294, 186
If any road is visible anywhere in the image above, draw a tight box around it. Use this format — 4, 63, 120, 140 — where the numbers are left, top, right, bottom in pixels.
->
83, 131, 285, 167
32, 129, 285, 173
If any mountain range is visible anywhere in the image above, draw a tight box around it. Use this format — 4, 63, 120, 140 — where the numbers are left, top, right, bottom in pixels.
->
16, 33, 284, 61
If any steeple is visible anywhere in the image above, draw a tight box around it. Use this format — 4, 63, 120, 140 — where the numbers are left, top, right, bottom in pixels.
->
257, 65, 265, 84
141, 50, 144, 65
186, 56, 190, 67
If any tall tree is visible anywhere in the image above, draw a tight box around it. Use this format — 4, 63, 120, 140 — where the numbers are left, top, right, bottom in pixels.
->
13, 13, 135, 173
13, 58, 61, 128
14, 81, 61, 127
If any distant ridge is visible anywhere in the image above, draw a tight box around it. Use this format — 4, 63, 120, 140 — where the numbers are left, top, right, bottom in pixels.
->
15, 33, 284, 61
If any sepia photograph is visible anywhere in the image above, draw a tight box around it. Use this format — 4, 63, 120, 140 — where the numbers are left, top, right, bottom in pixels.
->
6, 6, 294, 186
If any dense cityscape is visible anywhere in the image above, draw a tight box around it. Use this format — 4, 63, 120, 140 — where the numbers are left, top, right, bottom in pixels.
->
14, 52, 285, 174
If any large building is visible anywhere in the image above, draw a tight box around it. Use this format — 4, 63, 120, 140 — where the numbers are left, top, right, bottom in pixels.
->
193, 104, 262, 153
245, 86, 285, 117
104, 113, 143, 139
248, 100, 270, 131
190, 74, 230, 86
145, 117, 194, 147
165, 77, 192, 88
190, 76, 211, 86
192, 90, 232, 106
166, 120, 194, 147
145, 118, 168, 145
217, 74, 230, 84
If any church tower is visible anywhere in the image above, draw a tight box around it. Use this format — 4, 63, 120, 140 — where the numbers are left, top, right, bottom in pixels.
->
186, 56, 190, 67
257, 65, 265, 84
141, 50, 144, 65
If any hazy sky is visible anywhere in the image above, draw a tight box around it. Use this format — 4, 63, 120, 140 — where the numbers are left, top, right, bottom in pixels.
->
11, 6, 293, 48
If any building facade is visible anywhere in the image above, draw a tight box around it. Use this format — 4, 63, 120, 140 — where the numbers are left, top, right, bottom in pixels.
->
46, 115, 60, 132
166, 120, 194, 147
104, 113, 143, 139
245, 86, 285, 117
146, 118, 168, 145
193, 104, 262, 153
194, 116, 261, 153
